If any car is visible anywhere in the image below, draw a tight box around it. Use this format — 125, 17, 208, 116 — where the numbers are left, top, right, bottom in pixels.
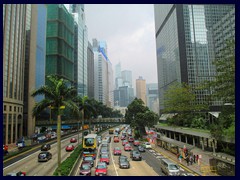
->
121, 135, 126, 140
41, 144, 51, 151
124, 144, 132, 151
131, 151, 142, 161
113, 147, 122, 155
128, 137, 134, 143
118, 155, 128, 162
70, 137, 77, 143
6, 171, 26, 176
100, 147, 109, 155
143, 142, 151, 149
138, 145, 146, 152
100, 153, 110, 165
83, 156, 94, 167
38, 151, 52, 162
119, 157, 130, 169
114, 136, 120, 143
65, 145, 75, 151
122, 140, 129, 146
95, 162, 108, 176
79, 161, 92, 176
133, 140, 140, 146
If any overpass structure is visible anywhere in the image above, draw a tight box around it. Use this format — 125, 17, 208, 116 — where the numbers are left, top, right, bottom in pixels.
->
35, 118, 126, 128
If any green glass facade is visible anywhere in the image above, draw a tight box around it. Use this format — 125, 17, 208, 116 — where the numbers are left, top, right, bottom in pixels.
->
46, 4, 74, 82
154, 4, 235, 112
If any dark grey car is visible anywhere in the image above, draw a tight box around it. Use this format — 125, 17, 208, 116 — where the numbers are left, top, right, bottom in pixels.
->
83, 156, 94, 167
119, 158, 130, 169
38, 151, 52, 162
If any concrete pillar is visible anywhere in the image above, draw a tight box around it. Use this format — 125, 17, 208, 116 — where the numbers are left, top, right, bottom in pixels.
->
5, 114, 9, 144
174, 132, 176, 140
185, 135, 188, 144
11, 114, 13, 143
201, 137, 205, 150
193, 136, 195, 146
15, 114, 18, 142
179, 134, 182, 142
212, 139, 216, 153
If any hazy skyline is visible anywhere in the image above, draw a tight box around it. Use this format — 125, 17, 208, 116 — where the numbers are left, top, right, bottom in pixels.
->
84, 4, 158, 89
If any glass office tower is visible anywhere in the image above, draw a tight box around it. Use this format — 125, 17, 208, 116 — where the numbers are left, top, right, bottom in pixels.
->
154, 4, 235, 113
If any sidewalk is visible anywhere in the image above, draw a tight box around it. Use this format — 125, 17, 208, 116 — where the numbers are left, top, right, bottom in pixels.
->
152, 144, 219, 176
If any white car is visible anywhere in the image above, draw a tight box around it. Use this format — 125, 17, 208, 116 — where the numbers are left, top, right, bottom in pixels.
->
143, 142, 152, 149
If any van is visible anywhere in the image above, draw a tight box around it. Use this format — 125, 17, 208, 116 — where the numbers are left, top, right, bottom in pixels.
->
160, 158, 180, 176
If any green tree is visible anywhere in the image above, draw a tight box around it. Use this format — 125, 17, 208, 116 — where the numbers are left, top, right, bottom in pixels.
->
125, 98, 158, 135
207, 39, 235, 104
163, 82, 208, 126
31, 75, 79, 176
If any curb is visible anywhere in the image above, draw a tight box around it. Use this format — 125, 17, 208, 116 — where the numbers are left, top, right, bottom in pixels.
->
152, 147, 201, 176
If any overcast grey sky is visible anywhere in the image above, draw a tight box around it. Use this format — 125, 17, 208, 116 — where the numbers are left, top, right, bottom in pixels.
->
85, 4, 158, 88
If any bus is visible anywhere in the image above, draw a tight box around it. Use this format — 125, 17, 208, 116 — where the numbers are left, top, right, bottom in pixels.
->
83, 134, 97, 150
82, 134, 98, 159
109, 129, 114, 134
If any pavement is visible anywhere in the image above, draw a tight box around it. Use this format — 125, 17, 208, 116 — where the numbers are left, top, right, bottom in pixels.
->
151, 143, 219, 176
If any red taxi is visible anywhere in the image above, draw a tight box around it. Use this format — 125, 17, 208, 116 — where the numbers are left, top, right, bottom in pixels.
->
65, 145, 75, 151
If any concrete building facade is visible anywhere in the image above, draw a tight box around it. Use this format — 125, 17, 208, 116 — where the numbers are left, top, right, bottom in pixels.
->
136, 76, 147, 105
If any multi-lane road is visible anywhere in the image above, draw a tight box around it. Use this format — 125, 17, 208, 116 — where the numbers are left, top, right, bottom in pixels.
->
3, 127, 191, 176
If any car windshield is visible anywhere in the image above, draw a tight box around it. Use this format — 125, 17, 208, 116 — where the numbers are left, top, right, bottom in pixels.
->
81, 165, 90, 170
115, 147, 120, 150
146, 143, 150, 145
101, 154, 108, 158
39, 153, 46, 157
169, 164, 179, 170
85, 157, 93, 161
97, 164, 106, 169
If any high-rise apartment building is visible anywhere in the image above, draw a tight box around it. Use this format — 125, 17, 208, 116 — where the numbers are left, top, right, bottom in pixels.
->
136, 76, 147, 105
154, 4, 235, 113
46, 4, 74, 82
69, 4, 88, 96
3, 4, 27, 144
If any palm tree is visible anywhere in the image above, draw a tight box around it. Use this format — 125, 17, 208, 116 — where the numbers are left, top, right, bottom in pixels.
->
31, 75, 79, 176
75, 96, 96, 136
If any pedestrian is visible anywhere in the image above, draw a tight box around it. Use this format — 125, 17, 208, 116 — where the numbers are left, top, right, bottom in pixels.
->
186, 156, 190, 166
190, 155, 193, 165
196, 154, 199, 163
179, 154, 183, 163
193, 154, 196, 163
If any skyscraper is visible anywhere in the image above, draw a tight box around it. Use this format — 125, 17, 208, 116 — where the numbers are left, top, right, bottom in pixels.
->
3, 4, 27, 144
136, 76, 147, 105
87, 41, 94, 99
69, 4, 88, 96
122, 70, 132, 87
46, 4, 74, 82
154, 4, 235, 113
23, 4, 47, 137
146, 83, 159, 114
93, 39, 114, 107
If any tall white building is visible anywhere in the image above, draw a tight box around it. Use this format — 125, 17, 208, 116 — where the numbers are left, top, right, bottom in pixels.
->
93, 39, 114, 107
68, 4, 88, 96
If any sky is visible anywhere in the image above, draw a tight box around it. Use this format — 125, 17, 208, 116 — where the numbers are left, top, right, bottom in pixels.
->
84, 4, 158, 89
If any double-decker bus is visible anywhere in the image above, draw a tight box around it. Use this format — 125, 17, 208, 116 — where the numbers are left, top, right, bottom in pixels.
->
82, 134, 98, 159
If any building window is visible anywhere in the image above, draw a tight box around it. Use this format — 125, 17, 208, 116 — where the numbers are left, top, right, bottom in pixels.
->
9, 106, 12, 111
14, 106, 16, 112
4, 105, 6, 111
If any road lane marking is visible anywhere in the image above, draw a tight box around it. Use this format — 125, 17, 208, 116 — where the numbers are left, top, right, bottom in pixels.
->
110, 135, 119, 176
